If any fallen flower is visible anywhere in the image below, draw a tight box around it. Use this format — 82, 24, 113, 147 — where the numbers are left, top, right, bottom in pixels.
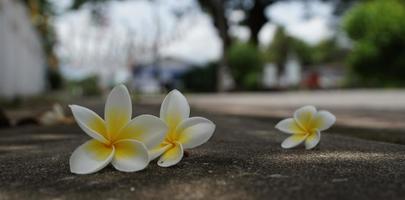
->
69, 85, 167, 174
149, 90, 216, 167
275, 105, 336, 150
39, 103, 74, 126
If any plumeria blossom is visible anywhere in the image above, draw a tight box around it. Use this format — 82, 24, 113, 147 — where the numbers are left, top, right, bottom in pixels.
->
39, 103, 73, 126
69, 85, 167, 174
149, 90, 216, 167
275, 105, 336, 150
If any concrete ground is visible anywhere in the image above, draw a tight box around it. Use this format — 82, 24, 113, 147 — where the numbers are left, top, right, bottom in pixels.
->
185, 89, 405, 131
138, 89, 405, 144
0, 102, 404, 200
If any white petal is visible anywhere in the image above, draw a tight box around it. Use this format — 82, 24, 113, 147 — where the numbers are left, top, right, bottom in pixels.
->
70, 139, 114, 174
157, 142, 184, 167
111, 139, 149, 172
53, 104, 65, 119
305, 130, 321, 150
39, 111, 58, 125
281, 134, 307, 149
105, 85, 132, 137
312, 111, 336, 131
148, 144, 171, 161
116, 115, 167, 149
176, 117, 215, 149
275, 118, 306, 134
160, 90, 190, 129
69, 105, 108, 143
294, 105, 317, 129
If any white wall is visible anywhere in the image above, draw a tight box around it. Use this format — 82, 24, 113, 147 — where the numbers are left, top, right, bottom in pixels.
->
0, 0, 45, 98
280, 53, 301, 87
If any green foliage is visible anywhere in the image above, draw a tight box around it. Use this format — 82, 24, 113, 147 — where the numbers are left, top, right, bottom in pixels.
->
343, 0, 405, 86
181, 63, 218, 92
289, 39, 313, 65
266, 26, 346, 68
310, 39, 347, 65
227, 42, 264, 90
267, 27, 289, 69
67, 76, 101, 96
70, 0, 111, 9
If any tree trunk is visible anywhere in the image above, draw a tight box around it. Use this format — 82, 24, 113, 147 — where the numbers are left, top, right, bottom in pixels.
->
210, 0, 232, 92
247, 0, 271, 46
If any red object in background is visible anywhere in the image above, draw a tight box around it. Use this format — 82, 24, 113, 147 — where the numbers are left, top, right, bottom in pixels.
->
305, 72, 320, 89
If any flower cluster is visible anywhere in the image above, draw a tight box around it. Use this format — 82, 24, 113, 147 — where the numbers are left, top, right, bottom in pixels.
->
69, 85, 336, 175
69, 85, 215, 174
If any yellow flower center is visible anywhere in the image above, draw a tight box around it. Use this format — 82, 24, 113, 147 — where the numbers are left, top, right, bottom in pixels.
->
104, 141, 114, 148
164, 126, 177, 142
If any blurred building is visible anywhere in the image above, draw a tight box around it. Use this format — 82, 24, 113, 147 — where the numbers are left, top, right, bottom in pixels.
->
263, 53, 345, 89
0, 0, 45, 98
302, 62, 346, 89
262, 53, 302, 89
280, 54, 302, 87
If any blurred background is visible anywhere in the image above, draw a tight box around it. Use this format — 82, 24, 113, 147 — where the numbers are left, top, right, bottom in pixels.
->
1, 0, 405, 136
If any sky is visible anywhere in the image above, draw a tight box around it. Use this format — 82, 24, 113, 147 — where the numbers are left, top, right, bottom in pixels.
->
51, 0, 335, 79
265, 0, 334, 45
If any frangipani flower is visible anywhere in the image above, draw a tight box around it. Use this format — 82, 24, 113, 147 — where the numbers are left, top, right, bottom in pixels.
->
39, 103, 73, 125
149, 90, 216, 167
69, 85, 167, 174
275, 105, 336, 150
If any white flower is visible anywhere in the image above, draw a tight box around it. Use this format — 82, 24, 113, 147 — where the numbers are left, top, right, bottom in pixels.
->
275, 105, 336, 150
149, 90, 216, 167
69, 85, 167, 174
39, 103, 73, 125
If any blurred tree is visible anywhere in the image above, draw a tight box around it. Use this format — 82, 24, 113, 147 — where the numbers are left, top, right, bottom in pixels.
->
266, 25, 347, 85
310, 39, 347, 64
198, 0, 356, 91
70, 0, 357, 91
182, 63, 218, 92
266, 26, 289, 80
70, 0, 114, 9
343, 0, 405, 87
69, 0, 199, 88
21, 0, 62, 89
228, 42, 264, 90
198, 0, 357, 46
290, 39, 313, 66
67, 76, 102, 96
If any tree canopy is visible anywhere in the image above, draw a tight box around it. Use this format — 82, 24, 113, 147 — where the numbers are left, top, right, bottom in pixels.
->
344, 0, 405, 86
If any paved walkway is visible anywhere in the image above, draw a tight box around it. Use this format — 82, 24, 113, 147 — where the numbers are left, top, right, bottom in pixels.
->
183, 90, 405, 131
138, 90, 405, 144
0, 103, 404, 199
